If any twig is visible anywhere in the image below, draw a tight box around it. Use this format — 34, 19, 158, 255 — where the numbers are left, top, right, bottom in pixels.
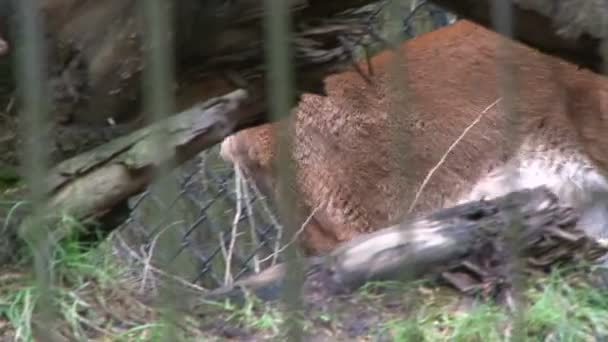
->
407, 98, 502, 213
259, 204, 321, 264
4, 95, 14, 113
139, 221, 184, 293
224, 166, 244, 286
245, 171, 283, 230
338, 35, 373, 85
113, 233, 208, 293
2, 200, 28, 234
240, 166, 261, 273
237, 165, 285, 266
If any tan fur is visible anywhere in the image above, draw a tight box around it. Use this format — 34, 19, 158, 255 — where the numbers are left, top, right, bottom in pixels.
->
220, 20, 608, 254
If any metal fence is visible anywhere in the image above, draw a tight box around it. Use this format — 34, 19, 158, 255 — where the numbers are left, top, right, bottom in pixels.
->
113, 147, 284, 289
106, 1, 455, 292
10, 0, 563, 340
9, 0, 608, 340
0, 1, 452, 340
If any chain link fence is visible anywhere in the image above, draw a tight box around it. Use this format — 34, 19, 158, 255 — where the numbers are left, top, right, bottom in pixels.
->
8, 0, 608, 340
108, 2, 456, 292
113, 146, 283, 290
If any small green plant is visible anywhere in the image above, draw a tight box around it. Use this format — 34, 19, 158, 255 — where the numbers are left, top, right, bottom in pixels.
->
0, 213, 130, 340
205, 291, 283, 336
382, 266, 608, 341
521, 269, 608, 341
2, 285, 38, 341
358, 280, 406, 299
114, 322, 172, 341
385, 319, 426, 342
447, 303, 506, 342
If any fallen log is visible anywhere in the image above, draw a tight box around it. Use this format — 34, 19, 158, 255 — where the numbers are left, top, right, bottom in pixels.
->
203, 187, 608, 306
2, 88, 262, 265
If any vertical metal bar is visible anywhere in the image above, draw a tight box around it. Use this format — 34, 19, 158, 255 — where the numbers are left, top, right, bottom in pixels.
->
387, 2, 426, 327
263, 1, 304, 340
384, 1, 415, 228
15, 0, 55, 335
490, 1, 526, 339
140, 0, 190, 338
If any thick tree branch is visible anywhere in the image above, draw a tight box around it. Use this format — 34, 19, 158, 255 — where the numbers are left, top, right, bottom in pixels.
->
2, 89, 263, 265
204, 187, 608, 306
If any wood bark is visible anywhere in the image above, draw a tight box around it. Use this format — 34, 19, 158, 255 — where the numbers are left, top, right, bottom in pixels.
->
204, 187, 608, 305
2, 88, 261, 264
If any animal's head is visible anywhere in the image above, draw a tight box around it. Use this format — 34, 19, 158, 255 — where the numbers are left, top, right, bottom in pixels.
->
220, 123, 277, 199
219, 123, 275, 172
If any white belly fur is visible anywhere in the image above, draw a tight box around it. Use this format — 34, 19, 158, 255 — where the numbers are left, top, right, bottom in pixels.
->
460, 146, 608, 240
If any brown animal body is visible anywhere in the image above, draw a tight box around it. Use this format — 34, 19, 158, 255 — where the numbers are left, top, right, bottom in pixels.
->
221, 20, 608, 255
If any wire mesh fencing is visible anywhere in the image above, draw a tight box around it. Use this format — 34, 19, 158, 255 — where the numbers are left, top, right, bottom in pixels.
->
10, 0, 608, 340
112, 146, 284, 290
103, 2, 456, 293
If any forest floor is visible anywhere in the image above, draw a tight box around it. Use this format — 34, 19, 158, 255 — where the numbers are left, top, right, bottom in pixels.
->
0, 232, 607, 342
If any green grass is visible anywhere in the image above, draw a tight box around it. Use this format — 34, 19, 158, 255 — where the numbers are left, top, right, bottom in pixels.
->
1, 229, 608, 341
1, 210, 608, 341
0, 213, 155, 341
2, 285, 38, 341
201, 291, 284, 335
383, 269, 608, 341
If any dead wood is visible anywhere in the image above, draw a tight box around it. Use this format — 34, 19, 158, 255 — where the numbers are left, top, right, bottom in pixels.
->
430, 0, 607, 73
0, 0, 386, 172
203, 187, 608, 306
1, 88, 262, 265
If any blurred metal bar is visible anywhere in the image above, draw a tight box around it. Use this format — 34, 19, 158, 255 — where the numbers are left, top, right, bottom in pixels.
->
490, 1, 527, 339
15, 0, 55, 335
140, 0, 189, 337
263, 0, 305, 340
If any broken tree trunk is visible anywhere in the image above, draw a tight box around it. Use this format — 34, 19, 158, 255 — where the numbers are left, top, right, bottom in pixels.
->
430, 0, 608, 73
1, 88, 261, 265
203, 187, 608, 306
